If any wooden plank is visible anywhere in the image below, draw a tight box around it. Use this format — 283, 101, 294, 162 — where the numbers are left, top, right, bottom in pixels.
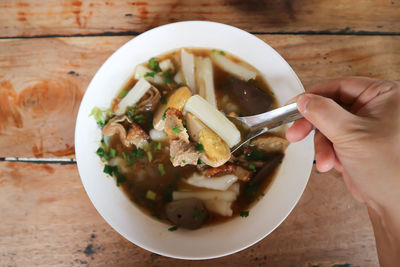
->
0, 0, 399, 37
0, 162, 378, 266
0, 35, 399, 157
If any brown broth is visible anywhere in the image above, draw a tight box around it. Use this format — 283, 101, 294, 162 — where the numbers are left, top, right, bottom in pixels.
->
104, 48, 284, 227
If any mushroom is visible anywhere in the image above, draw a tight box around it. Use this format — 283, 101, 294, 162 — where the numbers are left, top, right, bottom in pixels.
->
102, 115, 149, 148
251, 134, 289, 154
165, 198, 208, 229
222, 76, 274, 115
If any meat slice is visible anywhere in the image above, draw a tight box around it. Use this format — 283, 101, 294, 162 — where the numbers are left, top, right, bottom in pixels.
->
126, 123, 149, 149
164, 108, 189, 143
102, 114, 148, 148
170, 139, 201, 167
204, 164, 252, 181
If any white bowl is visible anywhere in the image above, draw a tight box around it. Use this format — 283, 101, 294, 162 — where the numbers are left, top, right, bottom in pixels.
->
75, 21, 314, 260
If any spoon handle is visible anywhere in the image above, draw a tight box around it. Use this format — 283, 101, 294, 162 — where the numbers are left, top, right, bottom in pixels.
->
239, 103, 303, 131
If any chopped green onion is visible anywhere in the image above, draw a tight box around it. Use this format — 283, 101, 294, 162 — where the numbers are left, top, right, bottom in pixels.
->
197, 159, 205, 164
147, 151, 153, 162
109, 148, 116, 158
103, 165, 116, 176
193, 209, 203, 220
245, 150, 267, 161
146, 190, 157, 201
163, 70, 172, 84
119, 90, 128, 98
158, 163, 166, 176
96, 147, 109, 161
168, 225, 178, 231
148, 57, 160, 71
150, 141, 162, 151
182, 159, 186, 164
125, 104, 137, 121
162, 107, 170, 120
240, 211, 249, 218
195, 143, 205, 152
133, 113, 144, 123
103, 165, 126, 186
132, 148, 145, 158
219, 50, 226, 56
248, 164, 256, 172
144, 71, 157, 78
89, 107, 111, 127
172, 125, 181, 134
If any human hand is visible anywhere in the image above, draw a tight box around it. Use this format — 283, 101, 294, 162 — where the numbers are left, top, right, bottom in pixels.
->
286, 77, 400, 208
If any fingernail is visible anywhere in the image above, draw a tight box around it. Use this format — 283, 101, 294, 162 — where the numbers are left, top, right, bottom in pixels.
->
297, 94, 311, 113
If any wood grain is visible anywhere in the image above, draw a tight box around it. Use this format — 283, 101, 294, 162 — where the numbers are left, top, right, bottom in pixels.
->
1, 35, 399, 157
0, 162, 378, 266
0, 0, 399, 37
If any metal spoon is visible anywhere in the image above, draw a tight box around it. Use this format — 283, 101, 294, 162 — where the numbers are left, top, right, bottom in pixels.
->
228, 102, 302, 153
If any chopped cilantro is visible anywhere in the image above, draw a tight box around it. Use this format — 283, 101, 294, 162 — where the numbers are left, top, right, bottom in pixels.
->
172, 125, 181, 134
103, 165, 116, 176
144, 71, 157, 78
122, 151, 133, 166
197, 159, 205, 164
96, 147, 109, 161
162, 107, 170, 120
158, 163, 166, 176
109, 148, 116, 158
182, 159, 186, 164
133, 113, 144, 123
240, 211, 249, 218
248, 163, 256, 172
219, 50, 226, 56
89, 107, 111, 128
146, 190, 157, 201
103, 165, 125, 186
148, 57, 160, 71
168, 225, 178, 232
195, 143, 205, 152
132, 148, 145, 158
163, 70, 173, 84
125, 105, 137, 121
160, 96, 167, 105
150, 141, 162, 151
119, 90, 128, 98
147, 151, 153, 162
193, 209, 203, 220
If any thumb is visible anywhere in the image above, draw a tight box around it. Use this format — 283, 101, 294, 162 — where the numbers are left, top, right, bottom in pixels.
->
296, 94, 358, 143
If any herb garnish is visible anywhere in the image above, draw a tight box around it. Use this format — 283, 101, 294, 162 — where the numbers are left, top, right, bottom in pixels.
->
248, 163, 256, 172
195, 143, 205, 152
158, 163, 166, 176
132, 148, 145, 158
172, 125, 181, 134
148, 57, 160, 71
119, 90, 128, 98
144, 71, 157, 78
168, 225, 178, 231
103, 165, 126, 186
240, 211, 249, 218
163, 70, 173, 84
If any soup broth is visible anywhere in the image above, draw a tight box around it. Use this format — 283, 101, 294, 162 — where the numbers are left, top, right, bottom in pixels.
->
92, 48, 288, 230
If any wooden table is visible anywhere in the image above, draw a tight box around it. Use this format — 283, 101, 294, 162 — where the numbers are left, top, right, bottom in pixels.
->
1, 1, 399, 266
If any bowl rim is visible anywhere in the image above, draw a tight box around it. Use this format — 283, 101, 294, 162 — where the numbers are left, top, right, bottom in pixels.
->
75, 20, 314, 260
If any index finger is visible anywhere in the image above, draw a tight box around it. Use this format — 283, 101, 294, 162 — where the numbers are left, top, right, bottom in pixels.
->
309, 77, 380, 106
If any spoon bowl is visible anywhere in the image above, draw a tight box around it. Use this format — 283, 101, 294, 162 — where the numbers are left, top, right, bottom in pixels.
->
228, 103, 302, 153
